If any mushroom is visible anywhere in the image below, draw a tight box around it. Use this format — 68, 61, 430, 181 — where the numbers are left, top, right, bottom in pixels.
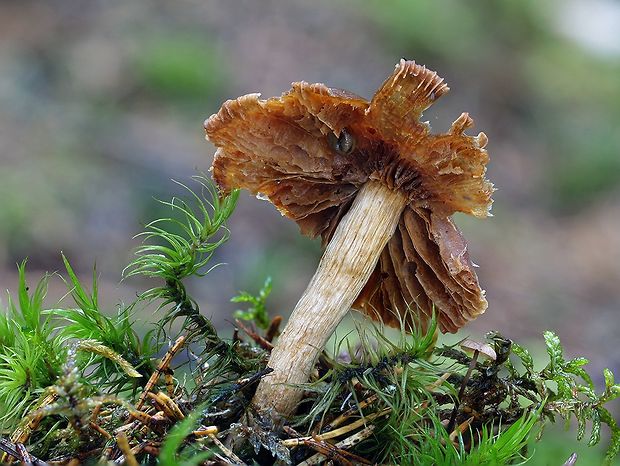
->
447, 339, 497, 432
459, 339, 498, 363
204, 60, 494, 417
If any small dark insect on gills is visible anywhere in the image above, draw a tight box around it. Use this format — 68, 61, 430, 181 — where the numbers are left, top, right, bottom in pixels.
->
328, 129, 355, 155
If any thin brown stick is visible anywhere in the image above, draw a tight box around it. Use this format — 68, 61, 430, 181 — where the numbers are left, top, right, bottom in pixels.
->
207, 433, 247, 465
89, 421, 112, 440
192, 426, 219, 437
296, 434, 374, 466
164, 370, 176, 397
147, 392, 185, 421
136, 335, 187, 410
449, 416, 475, 443
425, 372, 452, 391
126, 409, 166, 434
235, 319, 273, 351
116, 433, 139, 466
265, 315, 283, 342
283, 407, 390, 447
448, 350, 479, 433
90, 404, 102, 422
322, 394, 379, 431
4, 391, 58, 463
298, 426, 376, 466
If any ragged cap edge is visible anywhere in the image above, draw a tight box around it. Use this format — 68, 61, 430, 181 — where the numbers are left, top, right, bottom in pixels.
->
367, 59, 450, 118
394, 58, 450, 101
204, 93, 263, 142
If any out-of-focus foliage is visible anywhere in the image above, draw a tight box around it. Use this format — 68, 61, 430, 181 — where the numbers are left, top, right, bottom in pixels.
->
134, 35, 227, 105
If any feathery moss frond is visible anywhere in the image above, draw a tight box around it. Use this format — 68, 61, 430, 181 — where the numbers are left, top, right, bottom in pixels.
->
124, 175, 238, 341
125, 174, 238, 284
123, 175, 256, 392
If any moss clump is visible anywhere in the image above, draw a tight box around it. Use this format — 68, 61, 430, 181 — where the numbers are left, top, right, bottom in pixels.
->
0, 176, 618, 465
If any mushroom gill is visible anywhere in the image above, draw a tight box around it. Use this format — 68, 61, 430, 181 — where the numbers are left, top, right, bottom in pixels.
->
206, 59, 492, 335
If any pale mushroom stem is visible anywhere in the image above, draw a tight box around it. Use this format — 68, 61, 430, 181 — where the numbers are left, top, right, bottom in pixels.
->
252, 180, 408, 417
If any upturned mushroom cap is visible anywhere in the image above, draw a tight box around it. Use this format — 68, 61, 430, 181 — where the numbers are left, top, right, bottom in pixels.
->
205, 59, 494, 333
459, 339, 497, 361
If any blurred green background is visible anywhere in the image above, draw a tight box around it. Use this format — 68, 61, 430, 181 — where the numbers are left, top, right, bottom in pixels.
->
1, 1, 619, 462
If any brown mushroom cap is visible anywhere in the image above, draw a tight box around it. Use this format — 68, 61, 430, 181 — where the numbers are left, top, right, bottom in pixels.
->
205, 59, 493, 333
459, 339, 498, 361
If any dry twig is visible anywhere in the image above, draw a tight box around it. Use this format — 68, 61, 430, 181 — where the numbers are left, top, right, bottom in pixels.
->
136, 335, 187, 410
